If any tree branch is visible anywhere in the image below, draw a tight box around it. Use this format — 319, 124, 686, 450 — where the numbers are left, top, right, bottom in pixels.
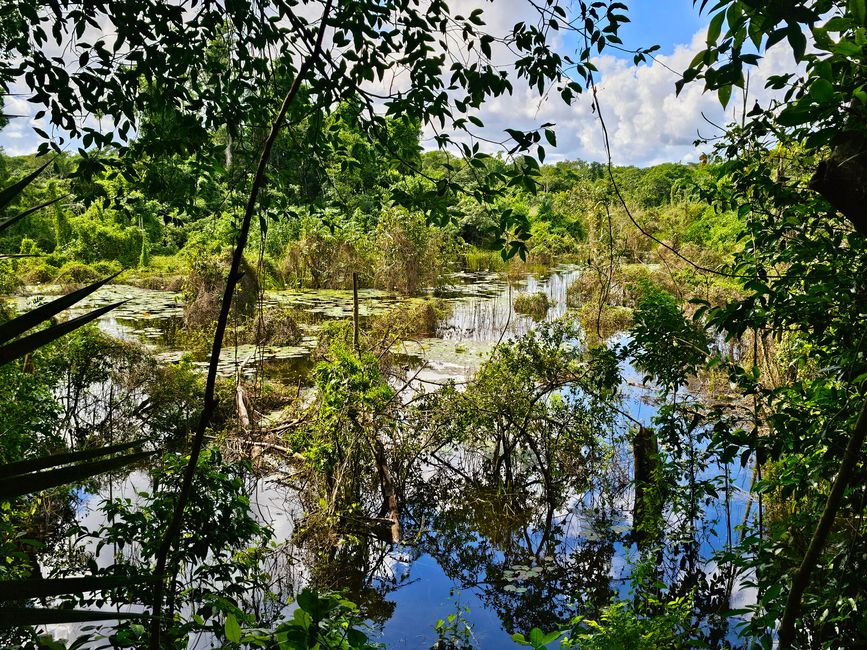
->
147, 1, 334, 645
778, 395, 867, 647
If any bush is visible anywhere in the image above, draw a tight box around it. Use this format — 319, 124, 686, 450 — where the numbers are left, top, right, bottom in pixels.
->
183, 250, 260, 330
54, 261, 102, 286
513, 292, 550, 320
93, 259, 122, 276
254, 307, 303, 346
368, 298, 449, 342
68, 216, 143, 266
0, 260, 22, 293
280, 212, 361, 289
370, 207, 456, 294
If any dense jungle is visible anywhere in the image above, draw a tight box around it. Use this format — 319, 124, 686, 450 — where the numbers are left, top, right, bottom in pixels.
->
1, 0, 867, 648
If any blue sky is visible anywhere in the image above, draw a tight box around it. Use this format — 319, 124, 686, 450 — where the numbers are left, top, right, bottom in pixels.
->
617, 0, 706, 58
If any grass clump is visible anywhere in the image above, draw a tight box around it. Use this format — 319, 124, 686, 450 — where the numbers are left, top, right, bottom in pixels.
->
513, 292, 550, 320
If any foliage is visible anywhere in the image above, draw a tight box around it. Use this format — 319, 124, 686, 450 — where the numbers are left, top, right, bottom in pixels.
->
433, 594, 476, 650
236, 589, 381, 650
513, 292, 551, 321
562, 597, 694, 649
560, 557, 698, 649
626, 282, 708, 394
76, 449, 273, 647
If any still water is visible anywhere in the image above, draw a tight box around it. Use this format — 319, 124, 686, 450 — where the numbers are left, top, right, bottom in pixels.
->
29, 265, 752, 648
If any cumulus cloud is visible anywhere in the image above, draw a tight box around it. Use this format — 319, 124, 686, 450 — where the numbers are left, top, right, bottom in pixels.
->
1, 10, 798, 168
433, 28, 799, 166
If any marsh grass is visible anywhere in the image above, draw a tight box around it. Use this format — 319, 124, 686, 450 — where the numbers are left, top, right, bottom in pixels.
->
513, 292, 550, 321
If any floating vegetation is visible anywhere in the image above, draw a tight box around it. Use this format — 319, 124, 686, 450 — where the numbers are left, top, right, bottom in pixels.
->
513, 291, 551, 320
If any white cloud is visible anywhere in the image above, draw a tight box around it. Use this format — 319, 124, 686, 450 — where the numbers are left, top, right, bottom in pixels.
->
435, 28, 799, 166
2, 12, 798, 168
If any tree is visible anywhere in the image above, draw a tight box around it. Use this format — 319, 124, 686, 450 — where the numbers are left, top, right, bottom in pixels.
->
678, 0, 867, 645
3, 0, 662, 646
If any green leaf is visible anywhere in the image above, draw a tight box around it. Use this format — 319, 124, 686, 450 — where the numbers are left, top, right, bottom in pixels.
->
529, 628, 545, 646
718, 83, 732, 108
347, 628, 368, 647
225, 614, 242, 643
707, 10, 726, 44
0, 159, 53, 211
833, 38, 863, 57
850, 0, 867, 26
787, 25, 807, 60
0, 300, 126, 367
809, 78, 834, 102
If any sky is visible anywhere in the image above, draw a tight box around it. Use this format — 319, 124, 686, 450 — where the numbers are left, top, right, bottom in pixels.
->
0, 1, 795, 167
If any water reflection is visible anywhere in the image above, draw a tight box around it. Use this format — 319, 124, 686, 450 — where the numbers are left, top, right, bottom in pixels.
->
20, 266, 581, 382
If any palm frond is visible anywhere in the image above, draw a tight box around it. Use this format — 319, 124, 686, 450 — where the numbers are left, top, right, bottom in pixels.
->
0, 272, 120, 345
0, 301, 127, 367
0, 197, 62, 233
0, 159, 53, 210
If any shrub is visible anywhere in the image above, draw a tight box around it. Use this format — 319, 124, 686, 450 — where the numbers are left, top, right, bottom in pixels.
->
0, 260, 22, 293
371, 207, 455, 294
68, 216, 143, 266
183, 250, 259, 330
54, 261, 102, 286
93, 260, 122, 276
513, 292, 551, 320
254, 307, 303, 346
280, 213, 360, 289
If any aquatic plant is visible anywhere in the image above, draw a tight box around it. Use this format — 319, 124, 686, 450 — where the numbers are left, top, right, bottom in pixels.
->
513, 292, 550, 321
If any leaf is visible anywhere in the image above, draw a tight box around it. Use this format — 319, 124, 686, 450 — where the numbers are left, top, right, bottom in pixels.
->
0, 449, 154, 500
0, 608, 147, 626
541, 630, 562, 645
718, 83, 732, 108
0, 272, 120, 345
347, 628, 368, 647
851, 0, 867, 26
225, 614, 242, 643
787, 25, 807, 60
833, 38, 863, 57
707, 10, 726, 44
529, 628, 542, 645
0, 300, 126, 367
0, 574, 157, 601
808, 78, 834, 102
0, 159, 54, 211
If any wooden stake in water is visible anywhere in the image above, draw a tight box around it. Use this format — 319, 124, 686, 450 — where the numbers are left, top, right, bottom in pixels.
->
353, 271, 359, 351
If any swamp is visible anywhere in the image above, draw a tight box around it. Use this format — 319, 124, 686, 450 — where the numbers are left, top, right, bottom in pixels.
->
2, 0, 867, 648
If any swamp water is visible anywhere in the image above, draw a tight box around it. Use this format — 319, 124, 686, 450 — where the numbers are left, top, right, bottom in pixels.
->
24, 266, 754, 648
